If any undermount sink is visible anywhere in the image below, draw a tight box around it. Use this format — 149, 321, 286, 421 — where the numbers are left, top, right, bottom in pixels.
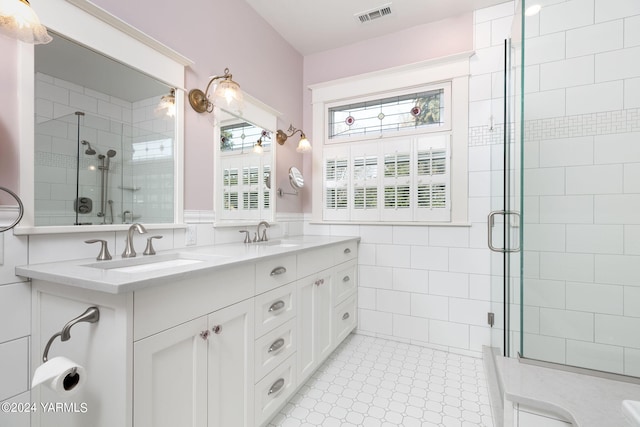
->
623, 400, 640, 427
258, 239, 300, 248
85, 252, 226, 273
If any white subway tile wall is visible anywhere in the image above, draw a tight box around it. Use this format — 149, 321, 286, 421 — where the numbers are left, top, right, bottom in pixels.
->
521, 0, 640, 375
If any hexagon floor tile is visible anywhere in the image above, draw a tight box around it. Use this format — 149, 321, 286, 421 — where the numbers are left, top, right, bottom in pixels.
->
269, 334, 494, 427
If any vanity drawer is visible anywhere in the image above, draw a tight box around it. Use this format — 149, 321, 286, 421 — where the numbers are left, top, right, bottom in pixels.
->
254, 282, 295, 338
255, 255, 297, 295
297, 247, 334, 279
334, 240, 358, 264
333, 260, 357, 305
254, 354, 296, 427
334, 294, 357, 344
134, 265, 255, 340
254, 319, 296, 382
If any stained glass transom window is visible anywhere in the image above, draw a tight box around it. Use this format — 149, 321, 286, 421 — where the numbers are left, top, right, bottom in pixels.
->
220, 122, 271, 152
328, 89, 444, 139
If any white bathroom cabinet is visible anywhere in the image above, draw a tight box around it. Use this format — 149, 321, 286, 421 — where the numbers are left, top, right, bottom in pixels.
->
26, 237, 359, 427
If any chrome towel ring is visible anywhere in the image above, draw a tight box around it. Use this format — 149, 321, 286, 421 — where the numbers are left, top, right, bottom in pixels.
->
0, 186, 24, 233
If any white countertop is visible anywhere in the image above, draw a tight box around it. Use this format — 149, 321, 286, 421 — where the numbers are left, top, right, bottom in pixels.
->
15, 235, 359, 294
495, 355, 640, 426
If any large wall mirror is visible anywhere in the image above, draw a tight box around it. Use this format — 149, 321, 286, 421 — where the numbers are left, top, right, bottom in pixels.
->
214, 97, 279, 226
17, 0, 192, 233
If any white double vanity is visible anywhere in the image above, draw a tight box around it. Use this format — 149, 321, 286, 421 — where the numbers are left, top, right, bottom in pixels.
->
17, 235, 359, 427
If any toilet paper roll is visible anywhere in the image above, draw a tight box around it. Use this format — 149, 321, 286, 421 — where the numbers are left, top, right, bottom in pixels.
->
32, 356, 86, 396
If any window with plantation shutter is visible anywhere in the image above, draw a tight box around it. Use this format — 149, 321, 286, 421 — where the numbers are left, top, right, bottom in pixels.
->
321, 135, 450, 222
312, 57, 470, 225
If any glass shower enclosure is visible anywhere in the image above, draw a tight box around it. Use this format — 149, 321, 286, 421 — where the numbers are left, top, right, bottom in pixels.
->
494, 0, 640, 378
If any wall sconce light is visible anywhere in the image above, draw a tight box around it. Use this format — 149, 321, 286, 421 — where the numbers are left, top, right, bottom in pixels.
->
276, 124, 311, 153
253, 130, 270, 155
0, 0, 52, 44
188, 67, 243, 114
155, 88, 176, 118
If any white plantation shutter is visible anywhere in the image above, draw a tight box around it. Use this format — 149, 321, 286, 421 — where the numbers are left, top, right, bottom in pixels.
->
321, 135, 451, 223
414, 135, 450, 221
219, 153, 270, 220
381, 139, 413, 221
351, 143, 379, 221
323, 145, 350, 221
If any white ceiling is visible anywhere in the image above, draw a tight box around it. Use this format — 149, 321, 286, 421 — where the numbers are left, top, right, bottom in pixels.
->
245, 0, 509, 55
35, 33, 169, 103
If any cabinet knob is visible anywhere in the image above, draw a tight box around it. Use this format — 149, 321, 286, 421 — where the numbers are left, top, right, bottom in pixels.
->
268, 378, 285, 396
212, 325, 222, 334
343, 276, 350, 282
270, 266, 287, 276
314, 278, 324, 286
268, 338, 285, 353
199, 330, 210, 340
342, 312, 350, 321
268, 300, 286, 313
344, 248, 351, 254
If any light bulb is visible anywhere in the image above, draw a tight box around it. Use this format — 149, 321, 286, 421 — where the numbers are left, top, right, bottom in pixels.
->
296, 136, 312, 153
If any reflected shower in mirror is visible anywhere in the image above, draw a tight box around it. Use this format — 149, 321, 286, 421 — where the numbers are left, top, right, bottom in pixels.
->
33, 32, 176, 226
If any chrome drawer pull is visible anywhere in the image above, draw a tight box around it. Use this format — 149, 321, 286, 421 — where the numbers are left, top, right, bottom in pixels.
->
268, 338, 285, 353
268, 378, 285, 396
342, 312, 350, 320
344, 248, 351, 254
268, 300, 286, 312
270, 266, 287, 276
343, 276, 350, 282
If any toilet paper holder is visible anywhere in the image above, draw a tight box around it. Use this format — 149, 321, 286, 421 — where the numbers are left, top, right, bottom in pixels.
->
42, 307, 100, 362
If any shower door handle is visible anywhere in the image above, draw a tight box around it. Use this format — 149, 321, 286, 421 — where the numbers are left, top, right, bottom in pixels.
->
487, 210, 520, 253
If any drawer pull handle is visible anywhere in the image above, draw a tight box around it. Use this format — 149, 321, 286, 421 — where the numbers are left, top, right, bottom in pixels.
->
344, 248, 351, 254
268, 378, 285, 396
268, 300, 286, 312
342, 312, 350, 320
270, 266, 287, 276
314, 278, 325, 286
343, 276, 350, 282
268, 338, 285, 353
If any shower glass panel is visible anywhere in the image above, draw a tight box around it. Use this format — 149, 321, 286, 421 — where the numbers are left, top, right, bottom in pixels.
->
520, 0, 640, 377
34, 112, 174, 226
489, 5, 523, 358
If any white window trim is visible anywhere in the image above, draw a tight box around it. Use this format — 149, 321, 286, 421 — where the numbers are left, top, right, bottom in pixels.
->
310, 52, 471, 225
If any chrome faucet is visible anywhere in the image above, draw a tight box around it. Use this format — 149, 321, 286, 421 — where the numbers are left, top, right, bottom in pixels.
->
257, 221, 270, 242
122, 223, 147, 258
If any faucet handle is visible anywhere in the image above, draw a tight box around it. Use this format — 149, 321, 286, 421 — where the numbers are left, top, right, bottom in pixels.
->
85, 239, 112, 261
239, 230, 251, 244
143, 235, 163, 256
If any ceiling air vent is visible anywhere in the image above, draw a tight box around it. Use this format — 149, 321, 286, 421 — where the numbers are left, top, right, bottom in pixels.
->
355, 3, 393, 24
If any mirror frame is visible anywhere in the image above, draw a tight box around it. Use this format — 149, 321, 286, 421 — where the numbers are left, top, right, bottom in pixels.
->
288, 167, 305, 190
16, 0, 193, 234
213, 94, 281, 227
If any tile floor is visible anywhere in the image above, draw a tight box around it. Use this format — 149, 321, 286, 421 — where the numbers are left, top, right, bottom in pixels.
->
269, 333, 494, 427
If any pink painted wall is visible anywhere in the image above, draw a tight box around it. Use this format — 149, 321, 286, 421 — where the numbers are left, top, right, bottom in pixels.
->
300, 13, 474, 212
0, 0, 304, 212
0, 36, 20, 204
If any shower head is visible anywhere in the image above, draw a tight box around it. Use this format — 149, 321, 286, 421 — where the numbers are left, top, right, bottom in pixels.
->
81, 140, 96, 155
106, 149, 116, 158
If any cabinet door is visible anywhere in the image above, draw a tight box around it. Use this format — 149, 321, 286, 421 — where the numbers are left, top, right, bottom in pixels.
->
208, 299, 255, 427
296, 270, 333, 382
134, 316, 209, 427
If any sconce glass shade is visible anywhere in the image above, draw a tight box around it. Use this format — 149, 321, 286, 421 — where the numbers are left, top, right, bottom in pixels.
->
155, 89, 176, 118
253, 141, 264, 155
188, 68, 243, 114
296, 135, 312, 153
214, 78, 243, 112
0, 0, 52, 44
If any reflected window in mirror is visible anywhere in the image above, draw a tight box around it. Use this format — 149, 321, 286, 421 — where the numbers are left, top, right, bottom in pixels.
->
218, 120, 272, 221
